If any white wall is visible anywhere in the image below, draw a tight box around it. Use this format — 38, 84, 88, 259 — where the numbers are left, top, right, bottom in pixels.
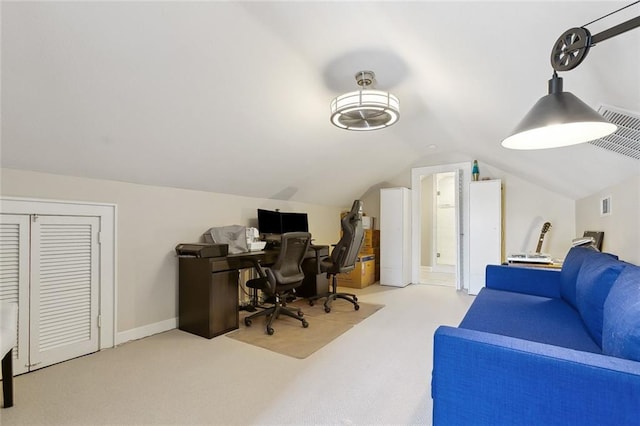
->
481, 164, 576, 260
576, 174, 640, 265
1, 168, 344, 335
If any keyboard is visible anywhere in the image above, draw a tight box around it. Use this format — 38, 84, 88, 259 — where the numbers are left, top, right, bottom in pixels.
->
507, 253, 553, 264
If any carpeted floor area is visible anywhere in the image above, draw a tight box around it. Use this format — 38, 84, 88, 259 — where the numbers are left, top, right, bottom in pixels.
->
1, 283, 474, 425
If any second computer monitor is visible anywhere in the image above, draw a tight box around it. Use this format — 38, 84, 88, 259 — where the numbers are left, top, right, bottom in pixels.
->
281, 212, 309, 233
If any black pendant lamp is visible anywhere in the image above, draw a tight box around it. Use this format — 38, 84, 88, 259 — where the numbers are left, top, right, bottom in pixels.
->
502, 5, 640, 150
501, 72, 617, 149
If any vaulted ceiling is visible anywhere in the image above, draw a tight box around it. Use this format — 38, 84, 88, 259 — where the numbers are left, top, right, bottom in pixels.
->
2, 1, 639, 207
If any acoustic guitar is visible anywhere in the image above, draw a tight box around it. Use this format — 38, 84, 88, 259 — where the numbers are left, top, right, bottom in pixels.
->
535, 222, 552, 253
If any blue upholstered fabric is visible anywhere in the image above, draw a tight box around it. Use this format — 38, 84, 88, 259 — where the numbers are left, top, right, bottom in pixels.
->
486, 265, 561, 298
459, 288, 601, 353
560, 247, 618, 309
576, 254, 626, 347
603, 264, 640, 362
433, 251, 640, 425
433, 326, 640, 426
560, 247, 593, 308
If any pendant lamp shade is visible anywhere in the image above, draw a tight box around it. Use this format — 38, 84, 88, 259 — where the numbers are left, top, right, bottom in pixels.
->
502, 74, 617, 150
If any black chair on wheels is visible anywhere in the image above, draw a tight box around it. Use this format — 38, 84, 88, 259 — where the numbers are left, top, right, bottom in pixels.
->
309, 200, 365, 313
244, 232, 312, 335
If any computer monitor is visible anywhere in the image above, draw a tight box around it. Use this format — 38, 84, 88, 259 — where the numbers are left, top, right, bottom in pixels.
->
257, 209, 309, 235
281, 212, 309, 233
257, 209, 282, 235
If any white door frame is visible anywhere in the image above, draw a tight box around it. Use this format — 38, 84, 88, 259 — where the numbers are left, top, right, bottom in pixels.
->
411, 163, 471, 291
1, 197, 117, 349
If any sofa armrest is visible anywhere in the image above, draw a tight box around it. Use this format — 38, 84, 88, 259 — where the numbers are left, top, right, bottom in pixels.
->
486, 264, 561, 298
432, 326, 640, 426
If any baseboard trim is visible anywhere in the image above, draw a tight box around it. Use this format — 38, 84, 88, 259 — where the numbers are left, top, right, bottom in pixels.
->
116, 317, 177, 345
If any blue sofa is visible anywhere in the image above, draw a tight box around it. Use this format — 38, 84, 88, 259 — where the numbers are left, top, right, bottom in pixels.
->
432, 247, 640, 426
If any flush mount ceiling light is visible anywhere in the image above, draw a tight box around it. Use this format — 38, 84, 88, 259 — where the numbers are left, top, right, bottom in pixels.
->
502, 2, 640, 150
330, 71, 399, 131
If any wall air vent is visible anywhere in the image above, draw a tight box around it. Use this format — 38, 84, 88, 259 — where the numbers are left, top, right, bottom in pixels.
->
590, 105, 640, 160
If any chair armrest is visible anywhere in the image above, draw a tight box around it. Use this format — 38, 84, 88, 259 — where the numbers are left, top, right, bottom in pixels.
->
246, 258, 267, 279
432, 326, 640, 426
486, 264, 562, 298
302, 245, 330, 274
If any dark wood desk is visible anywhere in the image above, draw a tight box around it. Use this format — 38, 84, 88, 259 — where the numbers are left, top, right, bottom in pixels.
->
178, 245, 329, 339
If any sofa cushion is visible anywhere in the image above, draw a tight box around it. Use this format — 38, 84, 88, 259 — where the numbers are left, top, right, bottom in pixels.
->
576, 255, 625, 347
603, 264, 640, 361
560, 247, 616, 309
459, 288, 601, 353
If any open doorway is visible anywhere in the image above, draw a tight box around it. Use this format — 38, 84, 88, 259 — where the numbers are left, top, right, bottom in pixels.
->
411, 163, 471, 291
419, 172, 456, 286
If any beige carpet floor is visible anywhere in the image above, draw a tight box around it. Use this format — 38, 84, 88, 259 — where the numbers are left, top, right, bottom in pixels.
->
1, 284, 475, 425
227, 299, 384, 358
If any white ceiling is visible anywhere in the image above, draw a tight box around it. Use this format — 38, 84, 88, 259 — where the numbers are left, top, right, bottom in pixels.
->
2, 1, 639, 207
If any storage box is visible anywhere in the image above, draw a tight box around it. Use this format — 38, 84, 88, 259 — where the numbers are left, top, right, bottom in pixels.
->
336, 255, 376, 289
362, 229, 380, 249
359, 246, 380, 256
359, 247, 380, 281
361, 216, 375, 230
340, 212, 375, 230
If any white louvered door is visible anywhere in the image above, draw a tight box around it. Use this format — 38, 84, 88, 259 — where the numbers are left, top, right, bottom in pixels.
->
0, 214, 31, 375
0, 213, 100, 373
29, 215, 100, 370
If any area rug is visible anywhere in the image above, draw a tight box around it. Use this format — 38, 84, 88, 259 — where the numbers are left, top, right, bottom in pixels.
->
226, 299, 384, 359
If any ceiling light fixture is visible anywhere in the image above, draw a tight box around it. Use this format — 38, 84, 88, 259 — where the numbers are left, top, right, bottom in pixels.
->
330, 71, 399, 131
502, 2, 640, 150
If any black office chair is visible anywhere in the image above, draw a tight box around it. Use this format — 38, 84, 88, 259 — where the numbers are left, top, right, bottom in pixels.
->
244, 232, 312, 335
308, 200, 365, 313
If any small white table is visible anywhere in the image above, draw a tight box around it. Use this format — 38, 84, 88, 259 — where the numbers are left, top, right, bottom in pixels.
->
1, 302, 18, 408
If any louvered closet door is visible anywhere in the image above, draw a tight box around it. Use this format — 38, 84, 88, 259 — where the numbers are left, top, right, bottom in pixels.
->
29, 215, 100, 370
0, 214, 31, 375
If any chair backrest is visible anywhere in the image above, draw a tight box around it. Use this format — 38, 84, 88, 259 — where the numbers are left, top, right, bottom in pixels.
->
266, 232, 312, 288
330, 200, 365, 274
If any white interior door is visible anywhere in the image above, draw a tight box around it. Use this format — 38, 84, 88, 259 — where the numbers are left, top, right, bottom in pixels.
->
29, 215, 100, 370
0, 214, 31, 375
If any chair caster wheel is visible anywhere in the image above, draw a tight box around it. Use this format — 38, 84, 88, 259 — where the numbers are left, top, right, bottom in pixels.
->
324, 306, 331, 313
309, 300, 314, 306
244, 318, 252, 326
353, 296, 358, 302
354, 304, 360, 311
302, 320, 309, 328
267, 327, 274, 335
297, 310, 304, 318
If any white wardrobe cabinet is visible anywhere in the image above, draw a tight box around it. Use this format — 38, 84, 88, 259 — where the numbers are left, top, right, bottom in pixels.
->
0, 213, 101, 374
468, 180, 502, 295
380, 187, 412, 287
